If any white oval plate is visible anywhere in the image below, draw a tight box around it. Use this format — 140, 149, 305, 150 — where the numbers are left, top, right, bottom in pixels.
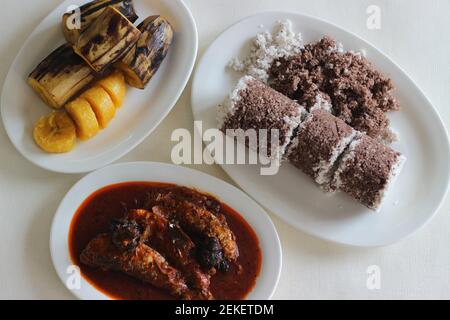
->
191, 12, 450, 247
50, 162, 281, 300
1, 0, 197, 173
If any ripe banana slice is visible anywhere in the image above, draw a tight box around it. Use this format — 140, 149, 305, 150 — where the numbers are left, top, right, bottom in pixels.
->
66, 98, 100, 141
97, 71, 127, 108
33, 112, 77, 153
82, 86, 116, 128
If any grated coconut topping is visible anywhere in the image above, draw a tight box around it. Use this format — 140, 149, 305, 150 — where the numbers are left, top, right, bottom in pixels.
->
228, 20, 304, 83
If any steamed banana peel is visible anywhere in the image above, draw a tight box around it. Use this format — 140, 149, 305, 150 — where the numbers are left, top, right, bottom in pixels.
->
28, 44, 96, 109
62, 0, 138, 44
115, 15, 173, 89
73, 6, 141, 73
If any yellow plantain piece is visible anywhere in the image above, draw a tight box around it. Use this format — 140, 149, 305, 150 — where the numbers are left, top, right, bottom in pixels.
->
97, 71, 127, 108
32, 71, 128, 153
33, 112, 77, 153
66, 97, 100, 141
82, 86, 116, 128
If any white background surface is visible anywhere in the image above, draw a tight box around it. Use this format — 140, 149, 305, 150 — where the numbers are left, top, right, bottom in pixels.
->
0, 0, 449, 299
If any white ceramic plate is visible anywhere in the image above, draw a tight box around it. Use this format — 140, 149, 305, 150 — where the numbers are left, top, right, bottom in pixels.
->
50, 162, 281, 300
191, 12, 450, 247
1, 0, 197, 173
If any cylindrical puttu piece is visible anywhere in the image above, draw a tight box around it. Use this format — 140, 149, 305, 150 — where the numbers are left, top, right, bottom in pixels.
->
286, 108, 357, 187
332, 134, 406, 211
218, 76, 305, 160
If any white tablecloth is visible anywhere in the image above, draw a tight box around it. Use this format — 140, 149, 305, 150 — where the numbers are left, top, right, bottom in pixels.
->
0, 0, 449, 299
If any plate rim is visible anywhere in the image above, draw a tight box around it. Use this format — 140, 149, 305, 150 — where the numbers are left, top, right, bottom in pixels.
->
49, 161, 282, 300
190, 10, 450, 247
1, 0, 199, 174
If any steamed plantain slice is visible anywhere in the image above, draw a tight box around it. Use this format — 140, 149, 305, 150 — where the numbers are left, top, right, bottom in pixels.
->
66, 98, 100, 141
97, 71, 127, 108
33, 112, 77, 153
82, 86, 116, 128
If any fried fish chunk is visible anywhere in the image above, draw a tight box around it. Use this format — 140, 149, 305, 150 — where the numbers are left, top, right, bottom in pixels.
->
80, 233, 190, 298
172, 202, 239, 269
127, 209, 213, 300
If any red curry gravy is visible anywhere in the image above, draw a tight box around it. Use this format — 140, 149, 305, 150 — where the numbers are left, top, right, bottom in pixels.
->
69, 182, 262, 300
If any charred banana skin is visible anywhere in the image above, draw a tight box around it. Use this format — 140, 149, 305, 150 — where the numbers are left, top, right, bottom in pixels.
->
115, 15, 174, 89
62, 0, 138, 44
73, 6, 141, 73
28, 44, 96, 109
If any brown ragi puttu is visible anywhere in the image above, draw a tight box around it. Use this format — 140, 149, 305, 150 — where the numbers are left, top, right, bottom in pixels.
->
331, 134, 406, 211
218, 76, 305, 161
269, 36, 399, 142
219, 73, 405, 211
286, 109, 357, 187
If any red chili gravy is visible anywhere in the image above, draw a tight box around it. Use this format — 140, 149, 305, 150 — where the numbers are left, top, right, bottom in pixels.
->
69, 181, 262, 300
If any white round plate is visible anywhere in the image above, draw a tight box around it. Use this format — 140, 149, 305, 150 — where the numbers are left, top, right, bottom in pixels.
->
191, 12, 450, 247
1, 0, 197, 173
50, 162, 281, 300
